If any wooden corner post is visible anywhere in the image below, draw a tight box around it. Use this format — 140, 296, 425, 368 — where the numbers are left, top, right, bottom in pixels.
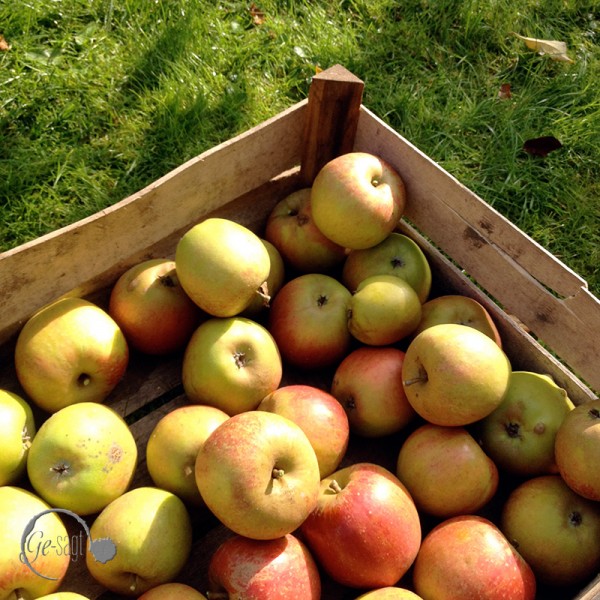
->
300, 64, 364, 186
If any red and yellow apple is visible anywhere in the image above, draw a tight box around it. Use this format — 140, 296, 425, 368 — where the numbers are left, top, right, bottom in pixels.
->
331, 346, 416, 437
311, 152, 406, 250
265, 187, 346, 273
14, 297, 129, 413
108, 258, 201, 355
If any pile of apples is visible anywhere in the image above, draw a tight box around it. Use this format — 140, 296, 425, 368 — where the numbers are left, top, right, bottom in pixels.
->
2, 151, 600, 600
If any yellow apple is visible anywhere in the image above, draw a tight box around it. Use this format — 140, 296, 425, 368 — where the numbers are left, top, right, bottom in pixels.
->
27, 402, 137, 515
0, 486, 70, 600
0, 389, 36, 486
402, 323, 511, 426
347, 274, 422, 346
14, 297, 129, 413
138, 583, 207, 599
182, 316, 282, 415
146, 404, 229, 506
355, 588, 424, 599
175, 217, 270, 317
37, 594, 91, 600
311, 152, 406, 250
85, 487, 192, 596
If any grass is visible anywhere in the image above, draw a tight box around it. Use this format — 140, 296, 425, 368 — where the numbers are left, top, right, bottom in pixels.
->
1, 0, 599, 295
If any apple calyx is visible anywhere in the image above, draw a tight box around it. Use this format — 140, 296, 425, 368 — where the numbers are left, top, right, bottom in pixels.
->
158, 273, 177, 288
233, 351, 247, 369
328, 479, 343, 494
344, 396, 356, 411
391, 256, 404, 268
317, 294, 329, 307
77, 372, 92, 387
52, 462, 70, 476
505, 422, 522, 439
569, 510, 583, 527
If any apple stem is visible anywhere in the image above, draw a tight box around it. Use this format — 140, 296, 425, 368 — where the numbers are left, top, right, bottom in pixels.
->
256, 282, 271, 307
403, 376, 427, 387
15, 590, 27, 600
272, 467, 285, 479
158, 273, 176, 287
328, 479, 343, 494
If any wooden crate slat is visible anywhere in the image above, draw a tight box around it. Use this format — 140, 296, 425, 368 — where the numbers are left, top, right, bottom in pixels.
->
355, 107, 600, 393
0, 101, 307, 346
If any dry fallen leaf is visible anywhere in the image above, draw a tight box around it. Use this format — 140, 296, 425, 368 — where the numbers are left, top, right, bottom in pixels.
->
498, 83, 512, 100
512, 33, 574, 63
523, 136, 563, 157
0, 35, 10, 51
249, 3, 266, 26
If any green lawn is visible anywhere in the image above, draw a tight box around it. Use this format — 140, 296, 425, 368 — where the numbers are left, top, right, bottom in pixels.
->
1, 0, 599, 294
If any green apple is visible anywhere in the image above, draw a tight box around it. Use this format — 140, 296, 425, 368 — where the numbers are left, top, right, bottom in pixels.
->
412, 294, 502, 347
555, 399, 600, 501
108, 258, 202, 355
478, 371, 574, 476
257, 384, 350, 478
146, 404, 229, 506
264, 187, 347, 273
311, 152, 406, 250
85, 486, 192, 596
396, 424, 499, 518
331, 346, 416, 437
501, 474, 600, 586
27, 402, 137, 515
175, 217, 270, 317
402, 323, 511, 426
0, 486, 70, 600
242, 239, 286, 317
342, 232, 432, 302
138, 583, 207, 599
14, 297, 129, 413
182, 316, 282, 415
347, 274, 422, 346
0, 389, 36, 486
195, 411, 320, 540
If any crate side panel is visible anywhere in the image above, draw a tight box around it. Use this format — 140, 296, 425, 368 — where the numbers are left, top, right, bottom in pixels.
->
0, 101, 307, 346
355, 108, 600, 394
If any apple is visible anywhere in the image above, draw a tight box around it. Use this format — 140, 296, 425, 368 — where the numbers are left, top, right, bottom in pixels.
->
299, 462, 421, 589
413, 515, 536, 600
137, 583, 207, 599
310, 152, 406, 250
0, 486, 71, 600
555, 399, 600, 501
108, 258, 202, 355
396, 423, 499, 517
146, 404, 229, 506
257, 384, 350, 478
342, 232, 431, 302
85, 486, 192, 596
347, 274, 422, 346
27, 402, 137, 516
411, 294, 502, 346
478, 371, 574, 476
268, 273, 352, 370
195, 410, 320, 540
243, 239, 286, 317
355, 589, 424, 599
182, 316, 282, 415
37, 594, 91, 600
330, 346, 416, 437
264, 187, 346, 273
0, 389, 36, 486
402, 323, 511, 426
14, 297, 129, 413
501, 474, 600, 587
207, 533, 321, 599
175, 217, 271, 317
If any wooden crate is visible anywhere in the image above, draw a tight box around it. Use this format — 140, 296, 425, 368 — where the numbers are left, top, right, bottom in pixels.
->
1, 64, 599, 599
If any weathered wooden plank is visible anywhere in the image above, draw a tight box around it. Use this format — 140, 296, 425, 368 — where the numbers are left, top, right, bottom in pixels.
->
299, 64, 364, 185
355, 107, 600, 393
0, 102, 307, 345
